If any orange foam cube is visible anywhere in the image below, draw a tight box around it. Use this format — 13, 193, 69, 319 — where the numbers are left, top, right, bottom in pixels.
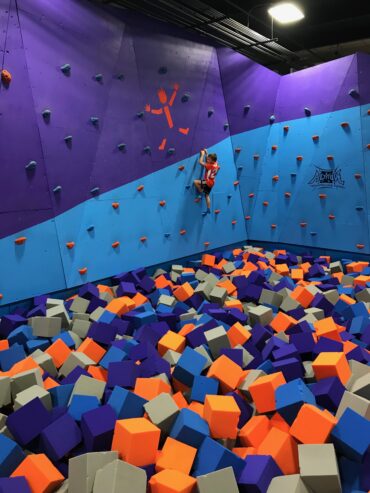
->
187, 401, 204, 418
174, 282, 194, 302
106, 296, 135, 316
11, 454, 64, 493
227, 322, 251, 347
270, 312, 297, 333
204, 395, 241, 439
156, 437, 197, 474
291, 286, 314, 308
132, 292, 149, 307
217, 279, 237, 295
224, 299, 243, 312
158, 331, 186, 356
290, 404, 337, 444
239, 415, 270, 447
353, 275, 370, 287
134, 377, 172, 401
172, 391, 188, 409
314, 317, 341, 342
291, 268, 304, 281
88, 366, 108, 382
207, 355, 243, 393
249, 372, 286, 413
45, 339, 72, 368
202, 254, 216, 267
232, 447, 256, 459
275, 263, 289, 276
312, 352, 351, 385
112, 418, 160, 466
270, 413, 290, 433
258, 427, 298, 475
43, 377, 60, 390
149, 469, 196, 493
78, 337, 106, 363
0, 340, 9, 351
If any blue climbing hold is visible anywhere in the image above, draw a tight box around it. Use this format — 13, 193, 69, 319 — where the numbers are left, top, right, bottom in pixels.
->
269, 115, 276, 123
158, 66, 167, 74
25, 161, 37, 171
42, 109, 51, 119
356, 206, 364, 211
60, 63, 71, 74
90, 187, 100, 195
310, 232, 317, 236
208, 108, 214, 117
143, 146, 151, 153
90, 117, 99, 125
167, 148, 175, 155
304, 107, 311, 116
117, 143, 126, 151
181, 93, 191, 102
53, 185, 62, 193
64, 135, 72, 143
244, 104, 251, 113
94, 74, 103, 82
116, 73, 124, 80
137, 111, 144, 118
224, 123, 229, 130
349, 88, 358, 97
87, 225, 95, 232
164, 233, 171, 238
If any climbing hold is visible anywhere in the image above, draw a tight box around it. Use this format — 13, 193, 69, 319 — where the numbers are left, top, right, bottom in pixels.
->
117, 143, 126, 151
263, 201, 269, 206
137, 185, 144, 192
90, 187, 100, 195
1, 69, 12, 84
64, 135, 72, 143
14, 236, 27, 245
300, 222, 307, 228
143, 146, 151, 153
178, 165, 185, 171
269, 115, 275, 123
328, 214, 335, 220
291, 173, 297, 177
79, 267, 88, 275
340, 122, 349, 128
235, 148, 242, 153
227, 194, 232, 199
66, 242, 75, 249
271, 224, 277, 229
297, 155, 303, 161
185, 185, 191, 190
112, 241, 120, 249
159, 200, 166, 207
137, 111, 144, 118
354, 173, 362, 179
356, 244, 365, 249
204, 241, 210, 247
194, 197, 201, 203
244, 105, 250, 113
25, 161, 37, 171
60, 63, 71, 74
312, 135, 319, 141
112, 202, 119, 209
214, 209, 221, 215
140, 236, 147, 242
245, 215, 251, 220
116, 73, 124, 80
231, 220, 237, 225
271, 145, 278, 151
86, 225, 94, 232
53, 185, 62, 193
224, 123, 229, 130
233, 180, 239, 186
327, 155, 334, 161
248, 193, 255, 198
94, 74, 103, 82
164, 233, 171, 238
0, 294, 3, 300
304, 107, 311, 116
208, 108, 214, 117
367, 144, 370, 150
310, 231, 317, 236
319, 194, 327, 199
283, 125, 289, 132
349, 88, 358, 97
272, 175, 279, 182
167, 148, 175, 155
180, 229, 186, 235
90, 117, 99, 125
356, 206, 364, 211
367, 109, 370, 115
158, 66, 167, 74
42, 109, 51, 119
238, 165, 243, 170
284, 192, 291, 198
181, 92, 190, 102
253, 154, 260, 160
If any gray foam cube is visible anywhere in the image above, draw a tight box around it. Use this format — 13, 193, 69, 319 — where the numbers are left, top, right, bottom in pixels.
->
69, 451, 118, 493
268, 271, 283, 284
73, 313, 90, 321
336, 390, 370, 420
248, 305, 273, 327
14, 385, 52, 411
303, 361, 316, 383
197, 467, 239, 493
93, 459, 147, 493
234, 344, 254, 367
222, 262, 236, 274
0, 377, 11, 407
171, 264, 184, 274
158, 295, 176, 307
329, 261, 343, 274
162, 350, 181, 366
195, 269, 208, 282
280, 296, 301, 313
54, 480, 69, 493
153, 268, 167, 279
267, 474, 311, 493
195, 282, 213, 300
59, 352, 95, 378
323, 290, 339, 305
0, 413, 7, 428
46, 298, 64, 309
31, 350, 58, 377
68, 330, 82, 349
89, 307, 106, 322
205, 326, 230, 359
100, 291, 114, 303
209, 286, 228, 305
70, 375, 106, 403
298, 444, 341, 493
259, 289, 283, 308
304, 307, 325, 320
70, 296, 90, 313
238, 370, 266, 401
351, 373, 370, 400
170, 272, 180, 283
341, 274, 354, 286
11, 369, 43, 398
144, 392, 179, 433
72, 319, 91, 339
347, 360, 370, 390
47, 305, 71, 329
355, 288, 370, 303
30, 316, 62, 337
179, 309, 197, 321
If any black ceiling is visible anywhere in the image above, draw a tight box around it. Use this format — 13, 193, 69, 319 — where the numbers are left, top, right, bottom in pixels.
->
104, 0, 370, 73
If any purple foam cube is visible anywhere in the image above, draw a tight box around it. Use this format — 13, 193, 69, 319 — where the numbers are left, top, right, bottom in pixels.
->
313, 337, 343, 356
87, 297, 107, 313
238, 455, 282, 493
87, 322, 118, 345
0, 314, 27, 338
220, 348, 243, 367
61, 366, 90, 385
107, 361, 139, 388
81, 404, 116, 451
7, 397, 52, 446
312, 376, 345, 413
272, 357, 304, 381
0, 477, 31, 493
79, 283, 99, 300
40, 413, 82, 461
289, 332, 316, 355
117, 282, 137, 297
227, 391, 253, 428
135, 321, 169, 345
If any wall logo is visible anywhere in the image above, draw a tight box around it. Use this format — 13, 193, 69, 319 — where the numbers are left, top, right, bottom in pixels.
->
308, 166, 345, 188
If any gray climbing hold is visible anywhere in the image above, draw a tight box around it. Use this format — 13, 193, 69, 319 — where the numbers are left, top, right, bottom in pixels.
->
269, 115, 276, 123
244, 104, 251, 113
94, 74, 103, 82
42, 109, 51, 119
90, 117, 99, 125
167, 148, 175, 155
53, 185, 62, 193
64, 135, 72, 143
117, 143, 126, 151
181, 92, 191, 102
25, 161, 37, 171
158, 66, 167, 74
143, 146, 151, 153
90, 187, 100, 195
304, 107, 311, 116
87, 225, 94, 232
208, 108, 214, 117
137, 111, 144, 118
60, 63, 71, 74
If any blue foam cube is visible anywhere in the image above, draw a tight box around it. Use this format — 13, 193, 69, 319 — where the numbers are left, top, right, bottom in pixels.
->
275, 378, 316, 424
331, 408, 370, 462
191, 376, 219, 403
107, 386, 147, 419
170, 408, 209, 448
172, 347, 207, 386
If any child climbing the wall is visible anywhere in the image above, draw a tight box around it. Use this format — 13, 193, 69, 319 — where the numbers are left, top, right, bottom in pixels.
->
194, 149, 220, 215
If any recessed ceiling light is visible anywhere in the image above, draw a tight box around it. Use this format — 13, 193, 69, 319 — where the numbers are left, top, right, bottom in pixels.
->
268, 3, 304, 24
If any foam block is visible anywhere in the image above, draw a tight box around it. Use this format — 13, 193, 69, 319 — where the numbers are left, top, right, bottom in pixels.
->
290, 404, 337, 444
197, 467, 239, 493
149, 469, 197, 493
0, 434, 25, 477
238, 455, 283, 493
156, 436, 197, 474
249, 372, 286, 413
93, 459, 146, 493
68, 451, 118, 493
143, 392, 179, 433
298, 444, 341, 493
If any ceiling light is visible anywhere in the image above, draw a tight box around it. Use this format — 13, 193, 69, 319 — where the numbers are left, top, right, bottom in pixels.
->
268, 3, 304, 24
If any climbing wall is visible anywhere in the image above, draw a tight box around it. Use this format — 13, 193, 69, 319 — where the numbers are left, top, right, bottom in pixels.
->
0, 0, 246, 305
218, 49, 370, 254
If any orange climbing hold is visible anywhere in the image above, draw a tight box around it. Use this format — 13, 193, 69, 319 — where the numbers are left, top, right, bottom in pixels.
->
248, 193, 255, 198
312, 135, 319, 141
66, 241, 75, 249
79, 267, 88, 275
137, 184, 144, 191
112, 202, 119, 209
14, 236, 27, 245
272, 175, 279, 181
297, 155, 303, 161
245, 215, 251, 220
319, 194, 327, 199
283, 125, 289, 131
271, 145, 278, 150
112, 241, 120, 248
328, 214, 335, 220
159, 200, 166, 206
341, 122, 349, 127
356, 243, 365, 249
253, 154, 260, 160
271, 224, 277, 229
180, 229, 186, 235
204, 241, 210, 247
367, 144, 370, 150
140, 236, 147, 242
178, 165, 185, 171
0, 294, 3, 301
231, 219, 237, 225
1, 69, 12, 84
354, 173, 362, 179
234, 180, 239, 186
327, 155, 334, 160
263, 201, 269, 206
284, 192, 291, 198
